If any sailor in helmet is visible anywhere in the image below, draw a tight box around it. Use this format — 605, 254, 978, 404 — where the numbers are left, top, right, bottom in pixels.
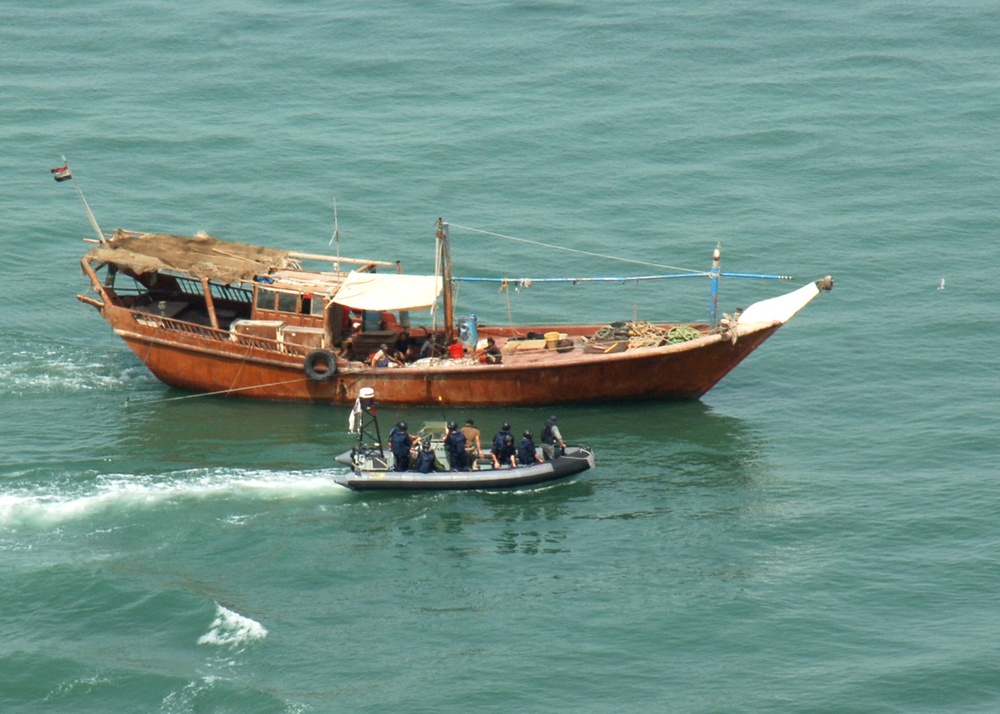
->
541, 414, 567, 460
443, 421, 469, 471
389, 421, 419, 471
492, 422, 512, 454
491, 422, 517, 469
416, 438, 437, 474
517, 429, 544, 465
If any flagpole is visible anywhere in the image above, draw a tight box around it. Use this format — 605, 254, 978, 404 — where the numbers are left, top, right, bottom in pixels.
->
62, 156, 105, 243
329, 196, 341, 271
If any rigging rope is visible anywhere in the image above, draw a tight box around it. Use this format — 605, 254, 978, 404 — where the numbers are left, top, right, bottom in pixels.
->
448, 222, 703, 274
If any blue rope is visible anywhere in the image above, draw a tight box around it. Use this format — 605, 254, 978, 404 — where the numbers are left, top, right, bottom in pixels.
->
453, 271, 793, 284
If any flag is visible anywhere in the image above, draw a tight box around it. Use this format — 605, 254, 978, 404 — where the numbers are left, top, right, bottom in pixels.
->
348, 397, 362, 433
51, 165, 72, 182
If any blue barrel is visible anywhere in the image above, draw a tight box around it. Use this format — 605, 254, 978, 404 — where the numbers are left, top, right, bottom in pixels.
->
458, 314, 478, 350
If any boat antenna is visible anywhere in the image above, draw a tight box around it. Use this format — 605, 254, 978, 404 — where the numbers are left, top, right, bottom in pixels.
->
329, 196, 341, 271
53, 156, 105, 243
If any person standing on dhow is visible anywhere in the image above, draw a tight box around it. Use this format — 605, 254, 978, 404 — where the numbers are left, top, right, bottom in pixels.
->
541, 415, 566, 460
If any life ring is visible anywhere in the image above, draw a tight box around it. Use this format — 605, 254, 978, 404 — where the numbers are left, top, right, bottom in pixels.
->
304, 349, 338, 382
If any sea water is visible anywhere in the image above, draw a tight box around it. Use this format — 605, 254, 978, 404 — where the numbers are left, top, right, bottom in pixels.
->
2, 1, 999, 711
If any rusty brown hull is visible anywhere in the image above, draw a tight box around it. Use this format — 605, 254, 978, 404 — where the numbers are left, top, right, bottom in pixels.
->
105, 303, 782, 406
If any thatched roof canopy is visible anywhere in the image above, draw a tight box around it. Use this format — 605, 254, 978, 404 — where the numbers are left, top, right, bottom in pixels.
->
87, 230, 291, 284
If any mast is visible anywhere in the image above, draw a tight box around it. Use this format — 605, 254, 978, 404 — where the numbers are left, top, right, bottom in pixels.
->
351, 387, 384, 463
709, 243, 721, 327
437, 218, 455, 345
329, 196, 341, 272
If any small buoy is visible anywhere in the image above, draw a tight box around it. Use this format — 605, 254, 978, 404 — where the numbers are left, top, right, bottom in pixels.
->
938, 278, 945, 290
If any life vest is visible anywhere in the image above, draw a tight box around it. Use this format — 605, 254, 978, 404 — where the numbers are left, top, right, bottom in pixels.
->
417, 449, 436, 473
541, 422, 555, 444
390, 430, 411, 456
517, 437, 536, 464
492, 430, 512, 454
445, 430, 466, 456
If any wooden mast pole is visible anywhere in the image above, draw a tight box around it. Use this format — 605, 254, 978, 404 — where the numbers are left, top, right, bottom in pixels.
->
437, 218, 455, 345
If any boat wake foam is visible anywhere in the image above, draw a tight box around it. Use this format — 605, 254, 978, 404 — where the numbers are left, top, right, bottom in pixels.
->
0, 340, 154, 396
0, 468, 349, 528
197, 602, 268, 648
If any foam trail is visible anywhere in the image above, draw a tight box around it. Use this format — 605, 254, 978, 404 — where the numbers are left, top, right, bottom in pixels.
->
198, 603, 268, 648
0, 469, 349, 528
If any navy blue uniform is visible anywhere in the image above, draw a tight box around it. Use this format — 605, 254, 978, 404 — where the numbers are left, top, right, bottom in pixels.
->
416, 448, 436, 473
517, 436, 540, 465
444, 430, 468, 470
492, 431, 516, 467
390, 429, 415, 471
492, 429, 513, 455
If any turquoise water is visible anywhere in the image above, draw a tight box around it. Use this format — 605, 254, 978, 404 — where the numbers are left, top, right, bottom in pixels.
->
3, 1, 999, 711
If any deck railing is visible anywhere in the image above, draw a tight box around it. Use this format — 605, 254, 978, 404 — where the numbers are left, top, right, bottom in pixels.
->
128, 310, 316, 357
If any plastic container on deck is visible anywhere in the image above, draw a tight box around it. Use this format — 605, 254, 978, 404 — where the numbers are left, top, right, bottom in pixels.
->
458, 314, 479, 350
449, 342, 464, 359
544, 331, 560, 349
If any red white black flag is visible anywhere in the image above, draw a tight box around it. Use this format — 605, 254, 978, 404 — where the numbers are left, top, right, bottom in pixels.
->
50, 165, 72, 182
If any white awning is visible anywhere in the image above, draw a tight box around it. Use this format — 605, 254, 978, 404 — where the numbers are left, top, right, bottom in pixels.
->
331, 272, 442, 311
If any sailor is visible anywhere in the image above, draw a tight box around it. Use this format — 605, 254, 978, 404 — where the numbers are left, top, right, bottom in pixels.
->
461, 419, 483, 466
517, 430, 544, 465
492, 422, 513, 457
443, 421, 469, 471
416, 440, 437, 474
540, 415, 567, 460
492, 423, 517, 469
389, 421, 418, 471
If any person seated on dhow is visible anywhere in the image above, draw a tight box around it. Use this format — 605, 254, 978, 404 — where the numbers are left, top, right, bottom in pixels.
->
368, 344, 399, 367
517, 430, 544, 465
480, 336, 503, 364
419, 333, 444, 359
393, 327, 415, 363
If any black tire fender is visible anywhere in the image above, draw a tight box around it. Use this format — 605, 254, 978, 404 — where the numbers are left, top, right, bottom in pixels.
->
304, 349, 338, 382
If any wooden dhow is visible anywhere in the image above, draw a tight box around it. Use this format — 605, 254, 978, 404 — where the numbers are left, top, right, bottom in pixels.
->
76, 215, 833, 406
